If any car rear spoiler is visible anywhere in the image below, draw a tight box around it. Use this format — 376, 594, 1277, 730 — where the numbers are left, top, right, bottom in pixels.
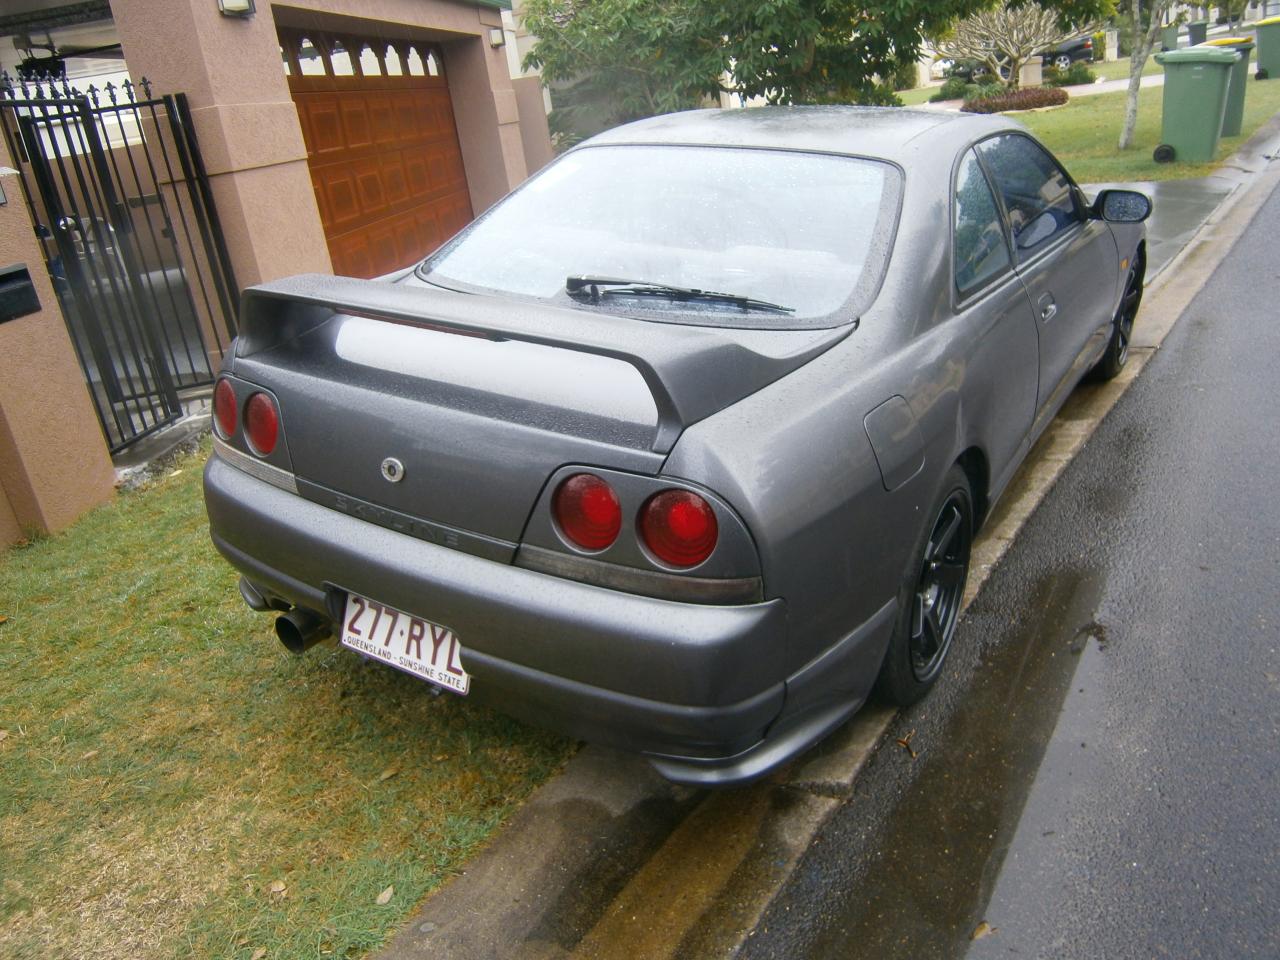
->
237, 274, 854, 454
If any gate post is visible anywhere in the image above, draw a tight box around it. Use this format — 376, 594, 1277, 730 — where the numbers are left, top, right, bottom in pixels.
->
110, 0, 332, 288
0, 149, 114, 548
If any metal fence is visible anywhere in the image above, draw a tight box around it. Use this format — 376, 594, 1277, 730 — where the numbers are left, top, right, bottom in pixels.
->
0, 73, 238, 454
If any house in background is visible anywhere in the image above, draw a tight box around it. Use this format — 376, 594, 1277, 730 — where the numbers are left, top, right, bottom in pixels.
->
0, 0, 554, 549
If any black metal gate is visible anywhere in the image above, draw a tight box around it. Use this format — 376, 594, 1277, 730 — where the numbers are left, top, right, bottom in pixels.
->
0, 73, 238, 453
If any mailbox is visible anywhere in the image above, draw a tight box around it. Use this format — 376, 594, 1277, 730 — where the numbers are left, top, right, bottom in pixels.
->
0, 264, 41, 323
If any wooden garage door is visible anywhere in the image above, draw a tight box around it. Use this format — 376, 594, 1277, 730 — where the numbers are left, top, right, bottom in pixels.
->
281, 29, 473, 279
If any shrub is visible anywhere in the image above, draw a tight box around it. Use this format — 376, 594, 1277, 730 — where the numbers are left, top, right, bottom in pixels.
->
1044, 62, 1097, 87
892, 58, 919, 91
962, 85, 1069, 114
929, 76, 970, 101
964, 81, 1007, 102
1092, 30, 1107, 61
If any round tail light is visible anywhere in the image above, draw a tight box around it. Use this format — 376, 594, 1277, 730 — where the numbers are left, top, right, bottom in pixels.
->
213, 378, 237, 438
640, 490, 718, 568
244, 392, 279, 456
553, 473, 622, 551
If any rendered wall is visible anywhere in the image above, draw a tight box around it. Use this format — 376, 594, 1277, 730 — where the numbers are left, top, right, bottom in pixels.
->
0, 484, 19, 546
513, 75, 554, 176
111, 0, 334, 288
0, 151, 116, 549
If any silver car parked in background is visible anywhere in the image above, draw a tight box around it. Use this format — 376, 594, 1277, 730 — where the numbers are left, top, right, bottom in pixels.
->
204, 107, 1149, 786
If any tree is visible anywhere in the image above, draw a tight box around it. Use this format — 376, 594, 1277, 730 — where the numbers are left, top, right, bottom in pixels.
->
1117, 0, 1174, 149
931, 2, 1101, 88
522, 0, 1111, 137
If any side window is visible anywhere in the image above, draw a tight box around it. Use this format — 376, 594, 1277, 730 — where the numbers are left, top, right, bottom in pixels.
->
954, 149, 1011, 297
978, 134, 1082, 257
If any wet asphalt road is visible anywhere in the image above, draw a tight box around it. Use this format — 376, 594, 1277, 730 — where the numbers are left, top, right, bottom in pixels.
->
741, 185, 1280, 959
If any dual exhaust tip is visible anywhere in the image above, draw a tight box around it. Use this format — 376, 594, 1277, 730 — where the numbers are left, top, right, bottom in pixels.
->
239, 576, 331, 654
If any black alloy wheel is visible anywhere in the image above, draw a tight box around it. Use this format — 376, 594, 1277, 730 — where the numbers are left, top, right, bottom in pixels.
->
1090, 256, 1144, 381
909, 491, 972, 683
874, 465, 974, 707
1114, 260, 1143, 367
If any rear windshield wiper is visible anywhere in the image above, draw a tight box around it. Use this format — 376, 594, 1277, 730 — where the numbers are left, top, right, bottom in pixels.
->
566, 275, 795, 314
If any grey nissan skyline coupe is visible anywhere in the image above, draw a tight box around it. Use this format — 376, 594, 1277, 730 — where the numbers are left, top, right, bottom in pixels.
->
204, 106, 1150, 786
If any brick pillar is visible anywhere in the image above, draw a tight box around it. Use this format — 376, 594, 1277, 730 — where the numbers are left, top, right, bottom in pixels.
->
110, 0, 333, 288
0, 149, 115, 547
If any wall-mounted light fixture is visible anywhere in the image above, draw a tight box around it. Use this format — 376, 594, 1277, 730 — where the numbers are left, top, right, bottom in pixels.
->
218, 0, 256, 18
489, 28, 506, 48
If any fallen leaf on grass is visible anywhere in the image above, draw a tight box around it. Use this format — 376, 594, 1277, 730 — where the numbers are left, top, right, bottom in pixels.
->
971, 921, 997, 940
268, 880, 287, 897
167, 469, 184, 478
376, 885, 394, 905
377, 766, 399, 782
0, 731, 7, 743
0, 615, 9, 625
80, 749, 99, 761
251, 948, 267, 960
896, 729, 918, 760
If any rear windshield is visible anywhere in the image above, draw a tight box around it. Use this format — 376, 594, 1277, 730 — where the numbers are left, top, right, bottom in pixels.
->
415, 143, 900, 327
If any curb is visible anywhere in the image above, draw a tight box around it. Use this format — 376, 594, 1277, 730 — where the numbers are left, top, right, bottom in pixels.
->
375, 120, 1280, 960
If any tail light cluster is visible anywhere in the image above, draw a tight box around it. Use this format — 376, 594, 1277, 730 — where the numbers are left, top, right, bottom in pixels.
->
213, 377, 280, 456
639, 490, 718, 567
552, 472, 719, 568
553, 473, 622, 550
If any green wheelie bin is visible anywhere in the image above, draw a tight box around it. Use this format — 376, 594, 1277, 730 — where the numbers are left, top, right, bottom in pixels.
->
1187, 20, 1209, 45
1257, 15, 1280, 79
1162, 24, 1180, 51
1153, 46, 1239, 163
1202, 37, 1255, 136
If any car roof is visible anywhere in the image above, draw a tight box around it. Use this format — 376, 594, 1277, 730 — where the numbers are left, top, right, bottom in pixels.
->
580, 105, 1021, 164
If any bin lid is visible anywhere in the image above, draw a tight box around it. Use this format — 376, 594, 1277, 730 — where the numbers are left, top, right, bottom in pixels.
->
1203, 37, 1255, 49
1155, 47, 1240, 64
1256, 16, 1280, 26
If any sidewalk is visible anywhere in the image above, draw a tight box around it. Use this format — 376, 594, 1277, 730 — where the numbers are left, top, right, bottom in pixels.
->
374, 116, 1280, 960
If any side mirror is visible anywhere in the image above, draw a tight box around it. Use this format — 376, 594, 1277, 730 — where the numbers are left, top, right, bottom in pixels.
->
1092, 188, 1152, 223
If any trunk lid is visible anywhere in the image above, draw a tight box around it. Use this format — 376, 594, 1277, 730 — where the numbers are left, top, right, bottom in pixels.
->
231, 274, 851, 544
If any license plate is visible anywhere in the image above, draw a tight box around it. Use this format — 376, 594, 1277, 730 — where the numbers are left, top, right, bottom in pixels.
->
339, 593, 470, 695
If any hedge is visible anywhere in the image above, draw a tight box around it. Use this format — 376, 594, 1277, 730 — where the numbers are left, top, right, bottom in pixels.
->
962, 86, 1069, 114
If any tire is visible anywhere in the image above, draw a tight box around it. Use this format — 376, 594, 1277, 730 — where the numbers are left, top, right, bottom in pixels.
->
1088, 253, 1144, 382
1153, 143, 1176, 163
1055, 54, 1073, 70
873, 465, 974, 707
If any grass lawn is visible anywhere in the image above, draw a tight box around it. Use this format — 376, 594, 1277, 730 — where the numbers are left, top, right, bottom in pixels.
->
0, 441, 573, 960
1091, 57, 1162, 82
1015, 77, 1280, 182
898, 84, 939, 107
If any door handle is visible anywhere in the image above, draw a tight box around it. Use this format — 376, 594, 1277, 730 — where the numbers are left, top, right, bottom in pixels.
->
1037, 293, 1058, 322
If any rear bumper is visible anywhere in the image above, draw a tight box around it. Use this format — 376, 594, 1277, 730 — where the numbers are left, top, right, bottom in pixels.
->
206, 456, 790, 754
204, 455, 894, 784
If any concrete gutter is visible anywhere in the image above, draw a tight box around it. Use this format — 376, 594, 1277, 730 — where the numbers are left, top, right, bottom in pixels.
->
376, 116, 1280, 960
